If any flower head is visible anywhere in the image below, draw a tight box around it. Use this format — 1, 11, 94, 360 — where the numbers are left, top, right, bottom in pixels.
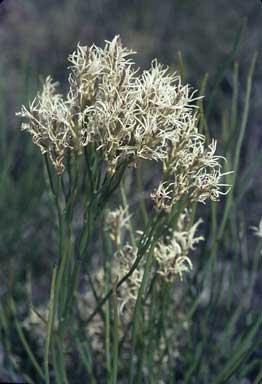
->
18, 36, 207, 177
154, 210, 204, 282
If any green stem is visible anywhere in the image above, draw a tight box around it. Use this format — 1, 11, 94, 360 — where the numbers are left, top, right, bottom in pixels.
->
128, 244, 155, 383
44, 265, 57, 384
111, 280, 119, 384
218, 52, 257, 240
135, 163, 148, 225
120, 181, 137, 248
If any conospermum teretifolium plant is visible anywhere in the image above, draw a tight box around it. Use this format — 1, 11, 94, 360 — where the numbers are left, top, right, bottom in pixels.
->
17, 36, 231, 382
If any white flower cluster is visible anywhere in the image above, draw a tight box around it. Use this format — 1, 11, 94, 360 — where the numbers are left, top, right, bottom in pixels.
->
105, 206, 142, 311
151, 138, 231, 209
112, 244, 143, 312
77, 208, 201, 375
154, 210, 204, 282
18, 77, 79, 174
17, 35, 216, 180
105, 207, 203, 304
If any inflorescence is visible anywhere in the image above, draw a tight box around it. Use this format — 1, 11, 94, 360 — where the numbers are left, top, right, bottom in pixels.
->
18, 35, 230, 207
18, 35, 231, 286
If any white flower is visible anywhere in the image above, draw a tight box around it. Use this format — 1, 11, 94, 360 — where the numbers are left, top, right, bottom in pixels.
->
151, 181, 174, 212
18, 77, 73, 174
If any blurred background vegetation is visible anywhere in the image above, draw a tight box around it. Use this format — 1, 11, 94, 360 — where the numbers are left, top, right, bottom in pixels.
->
0, 0, 261, 382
